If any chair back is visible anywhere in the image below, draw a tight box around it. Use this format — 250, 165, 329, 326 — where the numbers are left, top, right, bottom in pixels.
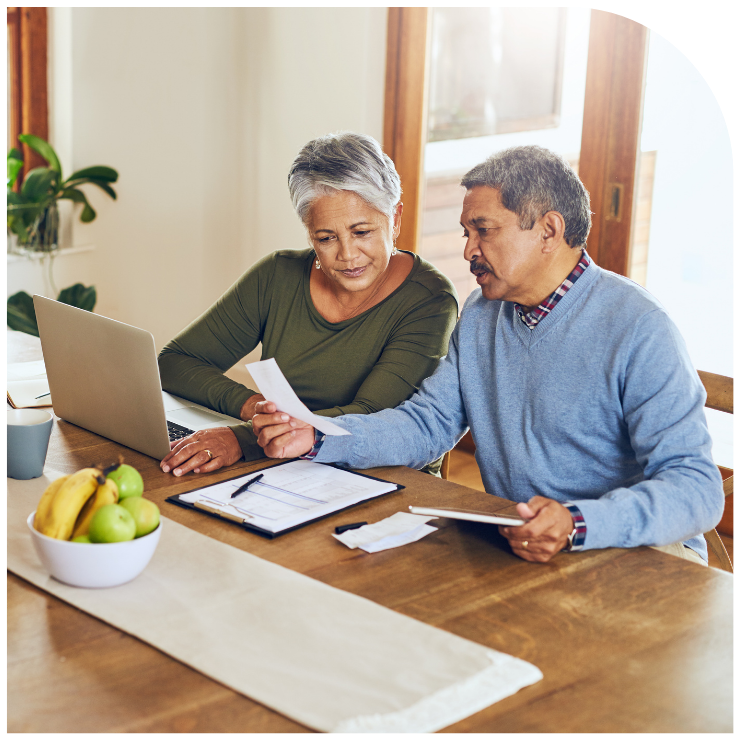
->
698, 371, 733, 572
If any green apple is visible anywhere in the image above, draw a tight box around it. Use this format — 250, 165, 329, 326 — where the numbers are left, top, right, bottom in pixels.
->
120, 497, 160, 538
88, 504, 136, 543
71, 534, 92, 544
106, 463, 144, 501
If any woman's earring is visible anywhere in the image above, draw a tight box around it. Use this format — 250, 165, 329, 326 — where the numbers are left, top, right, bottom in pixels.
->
315, 258, 321, 270
391, 245, 398, 256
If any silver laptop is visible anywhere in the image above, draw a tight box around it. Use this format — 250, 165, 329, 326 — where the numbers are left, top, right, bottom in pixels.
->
33, 295, 243, 460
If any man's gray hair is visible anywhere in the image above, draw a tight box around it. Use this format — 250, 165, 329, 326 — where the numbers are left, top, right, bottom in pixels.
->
460, 145, 592, 249
288, 132, 402, 225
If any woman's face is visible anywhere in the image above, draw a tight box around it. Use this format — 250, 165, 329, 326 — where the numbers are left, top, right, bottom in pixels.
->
307, 191, 402, 295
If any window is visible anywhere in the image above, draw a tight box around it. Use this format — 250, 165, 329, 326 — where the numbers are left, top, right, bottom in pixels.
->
428, 8, 566, 142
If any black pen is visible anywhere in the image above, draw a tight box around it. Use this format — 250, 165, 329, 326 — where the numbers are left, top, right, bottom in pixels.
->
35, 392, 51, 399
230, 473, 264, 498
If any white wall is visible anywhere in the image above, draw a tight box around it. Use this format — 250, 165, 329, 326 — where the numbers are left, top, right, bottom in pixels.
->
639, 32, 734, 467
16, 7, 387, 354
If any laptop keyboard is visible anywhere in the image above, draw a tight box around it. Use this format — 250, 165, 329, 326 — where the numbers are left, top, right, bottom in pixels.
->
167, 420, 196, 442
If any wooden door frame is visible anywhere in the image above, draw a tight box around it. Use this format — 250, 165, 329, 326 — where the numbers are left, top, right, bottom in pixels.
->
7, 6, 49, 176
578, 10, 648, 275
382, 8, 648, 275
382, 8, 430, 254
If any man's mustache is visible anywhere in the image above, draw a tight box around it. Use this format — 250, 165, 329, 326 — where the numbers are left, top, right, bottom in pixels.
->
470, 259, 492, 275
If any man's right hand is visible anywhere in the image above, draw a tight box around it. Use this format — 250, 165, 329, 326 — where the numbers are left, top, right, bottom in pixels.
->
252, 400, 315, 458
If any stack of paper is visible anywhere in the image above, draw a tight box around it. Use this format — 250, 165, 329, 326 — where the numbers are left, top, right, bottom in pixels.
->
7, 360, 51, 408
333, 512, 438, 553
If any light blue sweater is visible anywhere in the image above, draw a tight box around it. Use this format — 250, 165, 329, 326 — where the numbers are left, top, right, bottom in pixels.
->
314, 261, 724, 560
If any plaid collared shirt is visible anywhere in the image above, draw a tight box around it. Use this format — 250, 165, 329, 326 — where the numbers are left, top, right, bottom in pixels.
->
515, 251, 591, 329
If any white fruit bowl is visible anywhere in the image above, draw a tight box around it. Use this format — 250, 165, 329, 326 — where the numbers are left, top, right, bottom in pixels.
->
27, 512, 162, 588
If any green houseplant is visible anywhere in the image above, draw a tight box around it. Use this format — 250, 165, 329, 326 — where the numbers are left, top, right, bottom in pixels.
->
7, 134, 119, 336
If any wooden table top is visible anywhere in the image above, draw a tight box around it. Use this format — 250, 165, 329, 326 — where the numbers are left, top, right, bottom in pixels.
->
7, 330, 733, 733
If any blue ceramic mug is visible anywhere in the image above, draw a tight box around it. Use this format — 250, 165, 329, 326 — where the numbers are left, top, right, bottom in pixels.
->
7, 408, 54, 479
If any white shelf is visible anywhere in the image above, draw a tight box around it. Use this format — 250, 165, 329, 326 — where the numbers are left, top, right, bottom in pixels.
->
7, 244, 96, 263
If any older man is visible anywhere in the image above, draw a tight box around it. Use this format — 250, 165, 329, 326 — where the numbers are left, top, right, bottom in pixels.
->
253, 145, 724, 564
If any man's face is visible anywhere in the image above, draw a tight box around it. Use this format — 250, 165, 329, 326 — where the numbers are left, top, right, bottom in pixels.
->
461, 186, 544, 305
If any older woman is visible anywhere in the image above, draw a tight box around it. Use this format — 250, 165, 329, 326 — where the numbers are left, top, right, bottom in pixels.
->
158, 132, 458, 477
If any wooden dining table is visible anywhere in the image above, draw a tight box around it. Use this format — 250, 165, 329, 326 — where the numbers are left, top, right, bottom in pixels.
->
7, 329, 733, 733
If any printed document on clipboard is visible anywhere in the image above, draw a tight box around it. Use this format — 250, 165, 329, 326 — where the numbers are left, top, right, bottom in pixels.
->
171, 460, 402, 536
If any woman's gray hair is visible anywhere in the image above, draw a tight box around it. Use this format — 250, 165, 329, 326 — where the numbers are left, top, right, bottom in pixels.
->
288, 132, 402, 225
460, 145, 592, 249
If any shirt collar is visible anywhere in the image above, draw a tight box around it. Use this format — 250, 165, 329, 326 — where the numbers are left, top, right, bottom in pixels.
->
515, 250, 591, 330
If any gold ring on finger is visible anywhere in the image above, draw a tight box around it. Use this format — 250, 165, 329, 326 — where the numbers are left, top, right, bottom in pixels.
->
204, 449, 213, 461
522, 540, 529, 549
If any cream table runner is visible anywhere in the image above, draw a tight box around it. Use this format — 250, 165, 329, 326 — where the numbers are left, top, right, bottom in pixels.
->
7, 471, 543, 732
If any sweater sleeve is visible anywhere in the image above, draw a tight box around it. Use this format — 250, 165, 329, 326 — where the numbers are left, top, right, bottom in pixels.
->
157, 253, 276, 420
574, 310, 724, 550
230, 289, 459, 463
313, 322, 470, 470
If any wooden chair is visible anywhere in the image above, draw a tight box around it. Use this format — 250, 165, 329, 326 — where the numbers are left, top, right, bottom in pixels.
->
698, 371, 733, 573
440, 451, 451, 480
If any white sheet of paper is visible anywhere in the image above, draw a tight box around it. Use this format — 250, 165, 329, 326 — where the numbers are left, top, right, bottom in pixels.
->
8, 360, 47, 381
246, 358, 350, 437
334, 512, 437, 550
359, 523, 438, 553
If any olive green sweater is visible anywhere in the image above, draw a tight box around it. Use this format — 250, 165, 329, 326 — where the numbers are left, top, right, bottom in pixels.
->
158, 249, 458, 467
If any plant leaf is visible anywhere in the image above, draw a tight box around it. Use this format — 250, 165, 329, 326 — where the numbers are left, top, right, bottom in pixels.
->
21, 168, 58, 202
7, 157, 23, 189
58, 188, 97, 222
8, 147, 23, 161
63, 179, 117, 200
80, 204, 96, 222
7, 191, 27, 205
64, 166, 118, 184
57, 283, 97, 312
18, 134, 62, 174
7, 291, 39, 336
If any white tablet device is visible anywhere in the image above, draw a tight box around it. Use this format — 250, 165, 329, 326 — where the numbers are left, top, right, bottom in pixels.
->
408, 506, 526, 526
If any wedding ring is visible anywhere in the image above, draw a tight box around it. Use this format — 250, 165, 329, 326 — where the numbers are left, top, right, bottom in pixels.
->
204, 449, 213, 461
522, 540, 529, 549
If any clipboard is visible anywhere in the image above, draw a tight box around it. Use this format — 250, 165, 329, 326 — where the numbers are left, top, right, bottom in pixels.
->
166, 460, 405, 539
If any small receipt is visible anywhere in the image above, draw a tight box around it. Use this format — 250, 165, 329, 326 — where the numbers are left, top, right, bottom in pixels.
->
247, 358, 350, 437
333, 512, 438, 553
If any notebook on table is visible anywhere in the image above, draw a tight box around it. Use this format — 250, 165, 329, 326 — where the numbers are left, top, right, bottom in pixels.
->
7, 360, 52, 408
167, 459, 404, 538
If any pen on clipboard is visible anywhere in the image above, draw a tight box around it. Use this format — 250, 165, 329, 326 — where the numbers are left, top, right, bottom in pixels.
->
230, 473, 264, 498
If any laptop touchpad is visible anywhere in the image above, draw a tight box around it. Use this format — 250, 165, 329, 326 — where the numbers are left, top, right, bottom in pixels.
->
168, 407, 231, 430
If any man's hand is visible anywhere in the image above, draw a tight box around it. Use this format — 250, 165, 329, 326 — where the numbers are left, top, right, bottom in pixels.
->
252, 400, 315, 458
160, 426, 243, 476
498, 496, 574, 562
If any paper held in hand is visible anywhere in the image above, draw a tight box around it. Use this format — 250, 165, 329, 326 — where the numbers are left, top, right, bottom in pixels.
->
246, 358, 350, 437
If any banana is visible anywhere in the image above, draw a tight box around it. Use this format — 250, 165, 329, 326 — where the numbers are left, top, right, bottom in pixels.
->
34, 475, 71, 533
71, 478, 119, 540
39, 467, 105, 540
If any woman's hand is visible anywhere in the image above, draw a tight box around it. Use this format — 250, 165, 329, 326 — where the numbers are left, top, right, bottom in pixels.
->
252, 400, 315, 458
239, 393, 266, 422
160, 426, 243, 476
